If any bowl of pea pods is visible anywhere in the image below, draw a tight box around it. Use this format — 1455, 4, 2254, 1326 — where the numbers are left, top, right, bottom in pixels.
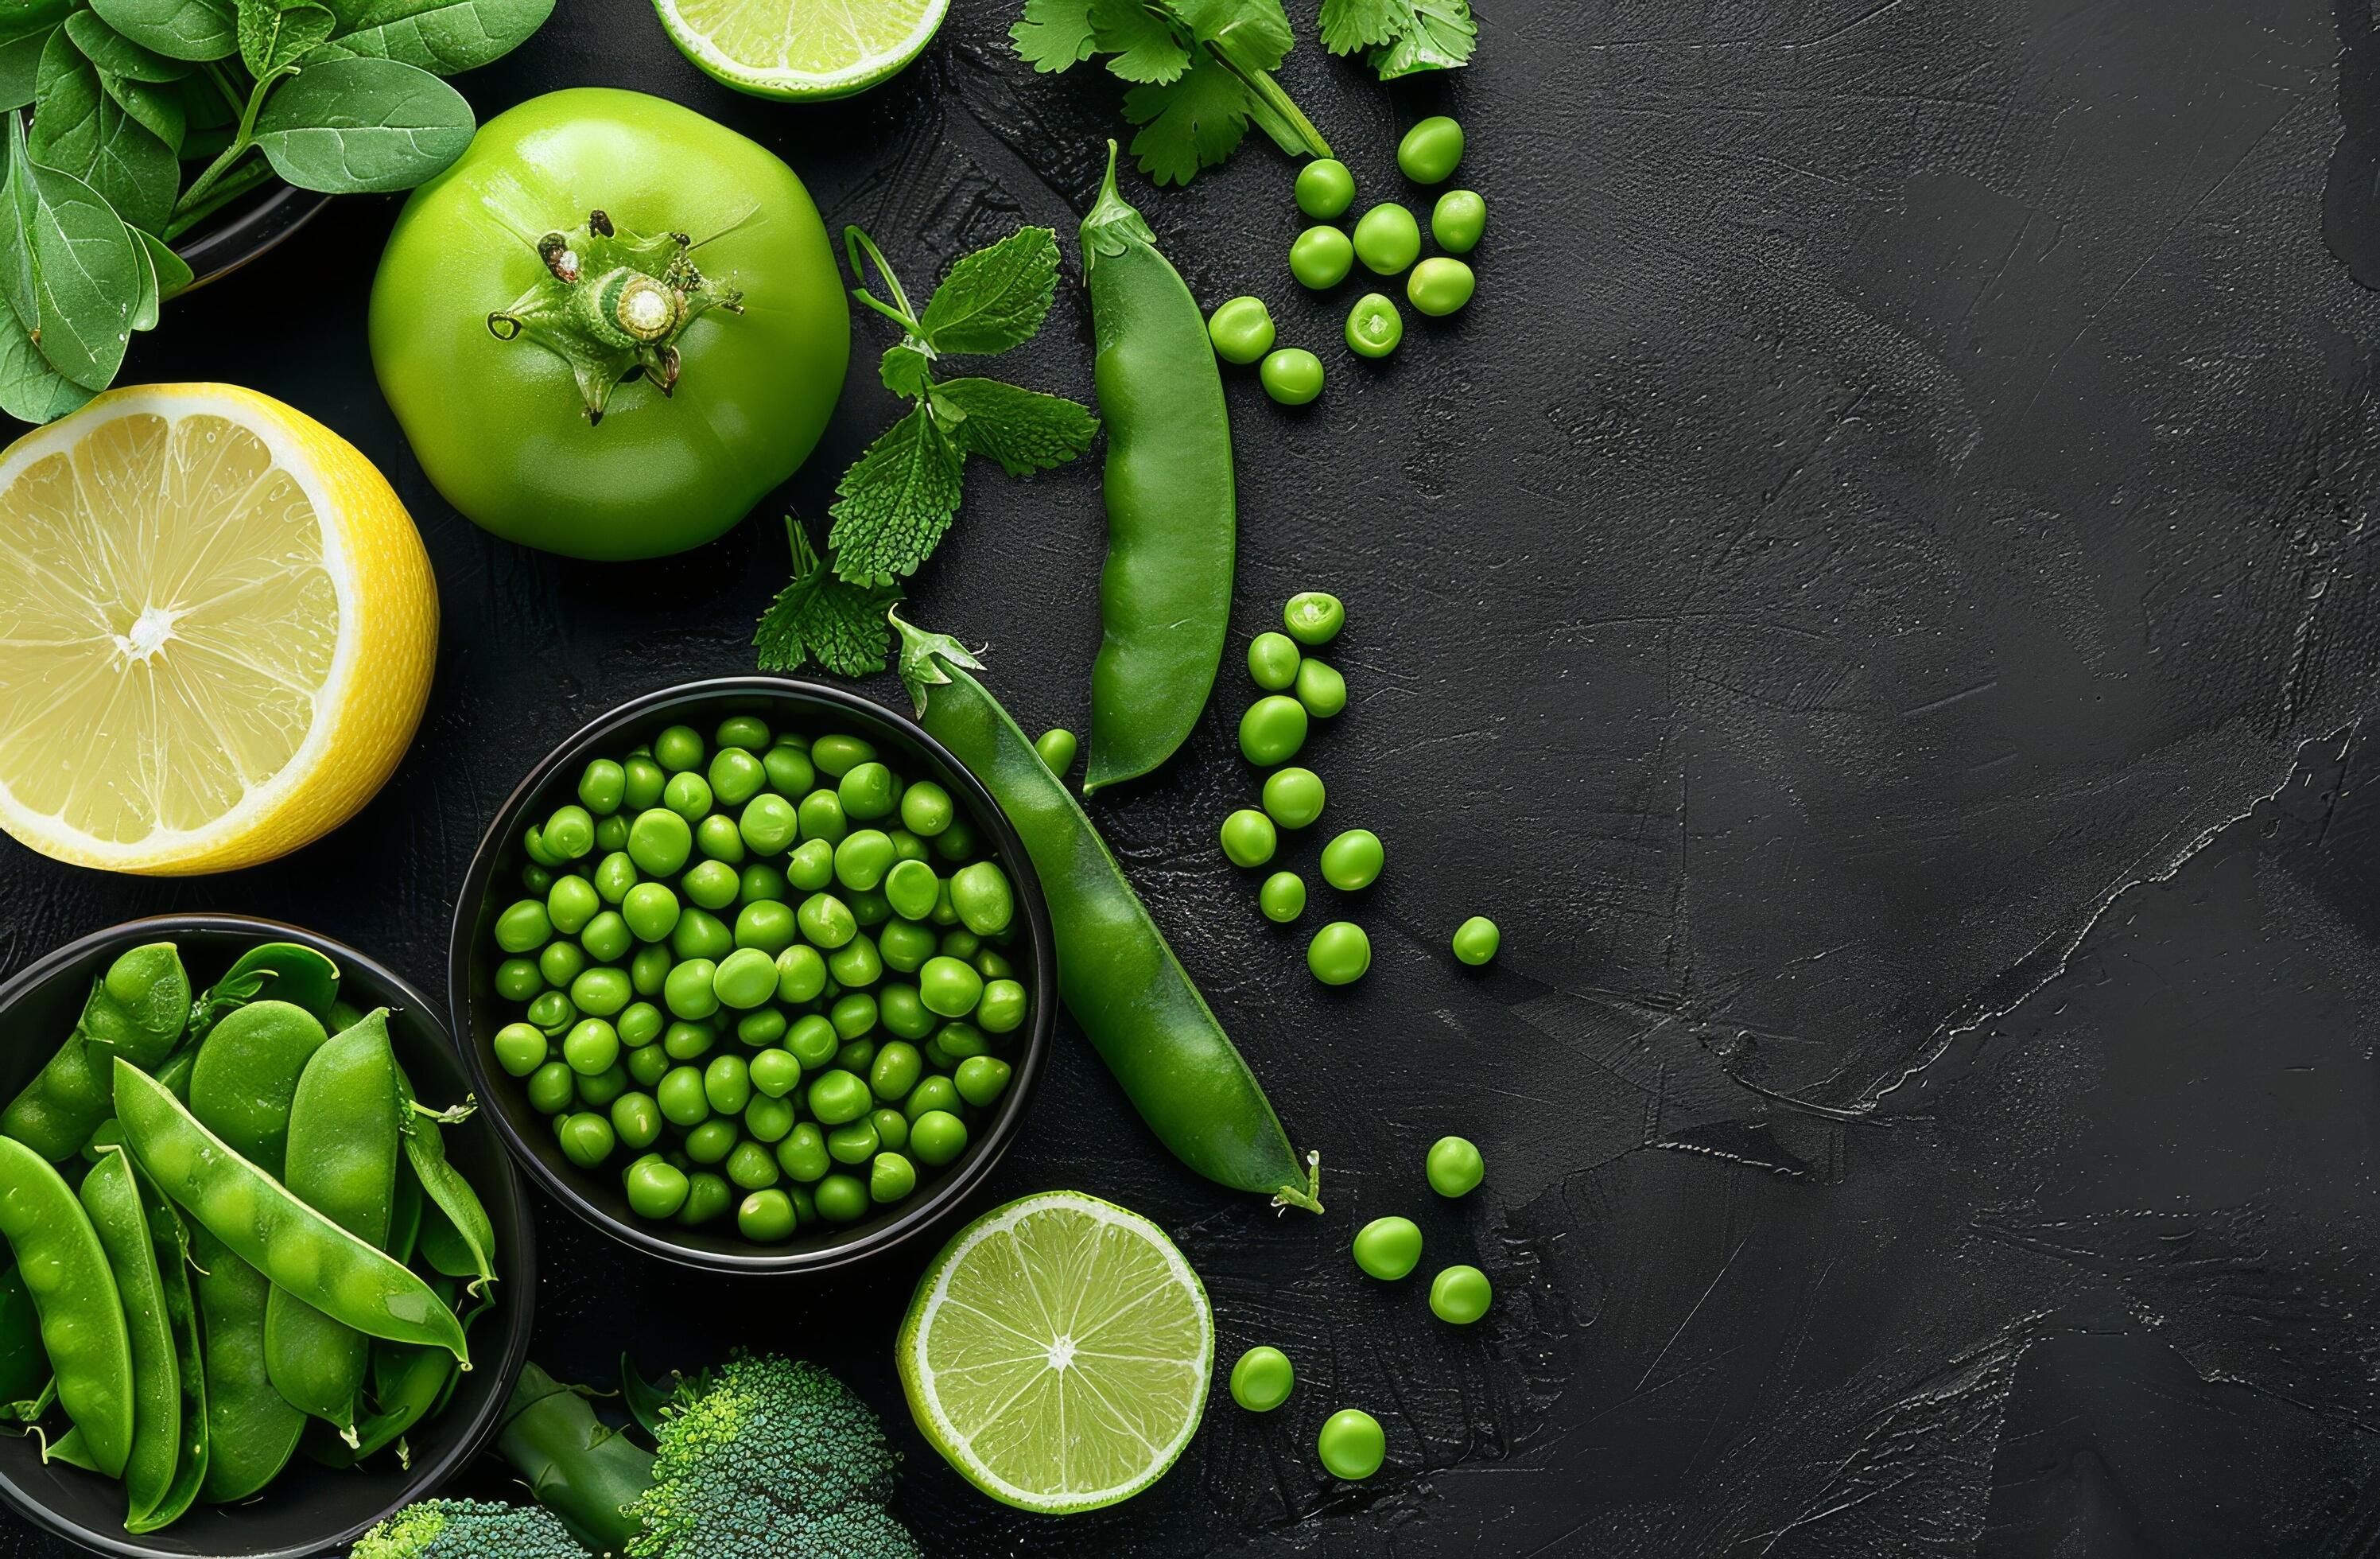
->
449, 677, 1058, 1276
0, 914, 534, 1559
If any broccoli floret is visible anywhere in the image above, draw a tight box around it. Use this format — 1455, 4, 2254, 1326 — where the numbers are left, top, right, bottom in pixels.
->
351, 1498, 592, 1559
626, 1353, 922, 1559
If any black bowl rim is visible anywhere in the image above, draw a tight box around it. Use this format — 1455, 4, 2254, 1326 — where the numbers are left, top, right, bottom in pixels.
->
0, 913, 537, 1559
173, 184, 332, 294
447, 676, 1058, 1277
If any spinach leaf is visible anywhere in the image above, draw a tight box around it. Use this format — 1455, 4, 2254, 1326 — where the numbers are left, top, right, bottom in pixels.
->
87, 0, 238, 64
0, 286, 95, 423
134, 225, 191, 301
2, 113, 144, 392
63, 10, 192, 81
238, 0, 332, 78
29, 31, 178, 233
316, 0, 553, 76
250, 55, 468, 192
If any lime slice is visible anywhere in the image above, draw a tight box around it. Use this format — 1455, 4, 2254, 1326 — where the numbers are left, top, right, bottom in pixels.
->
653, 0, 949, 100
898, 1192, 1213, 1513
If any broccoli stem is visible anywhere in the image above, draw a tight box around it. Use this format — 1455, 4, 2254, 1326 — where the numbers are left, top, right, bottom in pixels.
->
495, 1363, 655, 1557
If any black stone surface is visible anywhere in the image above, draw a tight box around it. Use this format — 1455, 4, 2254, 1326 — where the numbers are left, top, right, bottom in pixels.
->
6, 0, 2380, 1553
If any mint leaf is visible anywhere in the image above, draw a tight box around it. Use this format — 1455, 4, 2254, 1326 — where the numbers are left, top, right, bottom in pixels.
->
880, 342, 931, 401
1010, 0, 1097, 72
933, 378, 1097, 478
918, 226, 1058, 356
827, 407, 966, 585
1087, 0, 1186, 83
1124, 52, 1249, 185
753, 519, 900, 678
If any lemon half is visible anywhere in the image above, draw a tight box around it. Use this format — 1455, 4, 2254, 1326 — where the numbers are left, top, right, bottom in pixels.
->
0, 384, 437, 875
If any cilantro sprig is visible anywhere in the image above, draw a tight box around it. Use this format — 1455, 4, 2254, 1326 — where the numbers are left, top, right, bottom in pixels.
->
1011, 0, 1333, 185
1318, 0, 1477, 78
752, 225, 1096, 678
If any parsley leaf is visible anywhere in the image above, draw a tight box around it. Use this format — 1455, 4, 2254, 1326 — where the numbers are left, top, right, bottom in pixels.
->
828, 407, 967, 586
1089, 0, 1189, 82
1124, 52, 1252, 186
932, 378, 1101, 477
1011, 0, 1101, 71
753, 519, 901, 678
918, 226, 1058, 356
1319, 0, 1476, 78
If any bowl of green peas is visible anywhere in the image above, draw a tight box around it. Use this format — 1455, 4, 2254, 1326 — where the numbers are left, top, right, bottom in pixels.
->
449, 678, 1056, 1275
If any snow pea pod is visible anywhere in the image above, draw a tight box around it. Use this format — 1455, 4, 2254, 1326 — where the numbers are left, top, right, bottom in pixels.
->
78, 1150, 180, 1525
113, 1061, 470, 1363
1079, 142, 1236, 795
4, 943, 190, 1161
895, 617, 1320, 1211
0, 1137, 134, 1477
185, 999, 330, 1178
186, 943, 341, 1043
186, 1226, 302, 1503
266, 1010, 403, 1440
396, 1069, 498, 1297
125, 1160, 206, 1535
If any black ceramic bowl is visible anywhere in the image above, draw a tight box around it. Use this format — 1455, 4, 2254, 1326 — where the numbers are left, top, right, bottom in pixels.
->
175, 185, 330, 292
0, 916, 535, 1559
449, 678, 1057, 1277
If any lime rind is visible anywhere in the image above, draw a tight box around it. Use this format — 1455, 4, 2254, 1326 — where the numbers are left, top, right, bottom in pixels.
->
899, 1191, 1213, 1514
651, 0, 949, 101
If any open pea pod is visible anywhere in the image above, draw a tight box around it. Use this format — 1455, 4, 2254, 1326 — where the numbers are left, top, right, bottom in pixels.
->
394, 1070, 496, 1297
184, 943, 340, 1043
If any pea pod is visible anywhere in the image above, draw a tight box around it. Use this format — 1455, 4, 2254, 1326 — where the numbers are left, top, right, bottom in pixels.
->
265, 1011, 404, 1442
895, 615, 1321, 1210
186, 1227, 302, 1503
125, 1159, 207, 1535
185, 1000, 331, 1178
186, 943, 342, 1043
0, 1263, 50, 1413
396, 1071, 498, 1297
4, 944, 191, 1161
113, 1060, 470, 1363
0, 1136, 135, 1476
1078, 142, 1237, 794
77, 1150, 181, 1526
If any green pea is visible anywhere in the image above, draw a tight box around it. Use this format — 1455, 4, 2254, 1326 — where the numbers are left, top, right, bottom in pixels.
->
662, 772, 712, 824
611, 1091, 662, 1150
796, 791, 848, 847
878, 984, 934, 1040
627, 809, 693, 876
930, 879, 962, 927
492, 1022, 547, 1077
1352, 203, 1420, 274
1032, 729, 1077, 778
814, 1173, 869, 1223
708, 748, 766, 808
848, 887, 891, 928
1247, 632, 1302, 691
562, 1018, 620, 1075
798, 892, 856, 950
1318, 1408, 1386, 1479
493, 900, 551, 954
1256, 348, 1324, 406
627, 1044, 670, 1087
1295, 658, 1347, 719
569, 966, 631, 1017
775, 944, 828, 1004
559, 1112, 616, 1169
865, 1041, 921, 1102
544, 804, 596, 859
538, 939, 587, 989
830, 993, 879, 1041
918, 956, 983, 1019
714, 713, 771, 752
625, 1158, 690, 1220
522, 824, 562, 869
524, 991, 573, 1036
829, 933, 883, 989
749, 1048, 803, 1099
1259, 871, 1306, 923
617, 1001, 665, 1048
630, 944, 671, 997
825, 1117, 879, 1164
904, 1075, 961, 1122
1345, 292, 1403, 357
582, 1064, 631, 1111
787, 838, 835, 892
906, 1111, 964, 1169
899, 780, 953, 836
1431, 189, 1485, 253
936, 1021, 989, 1059
1427, 1135, 1483, 1196
1320, 828, 1384, 890
739, 792, 799, 855
728, 901, 795, 958
546, 875, 599, 935
671, 907, 733, 962
737, 1188, 797, 1240
577, 758, 627, 814
677, 1170, 733, 1225
786, 1014, 839, 1069
621, 882, 681, 943
526, 1061, 575, 1114
726, 1141, 781, 1191
1407, 255, 1475, 318
810, 733, 876, 780
656, 1067, 710, 1127
1220, 809, 1277, 868
1307, 922, 1372, 986
1287, 227, 1355, 296
1396, 114, 1463, 182
837, 761, 897, 821
775, 1123, 829, 1183
1284, 591, 1345, 645
495, 958, 544, 1001
592, 851, 639, 905
623, 755, 666, 810
684, 1119, 737, 1164
949, 861, 1014, 935
1446, 916, 1501, 969
1230, 1345, 1295, 1412
653, 724, 705, 773
594, 814, 631, 853
739, 861, 790, 905
1429, 1264, 1492, 1324
1295, 156, 1354, 217
763, 742, 815, 797
806, 1069, 872, 1126
1208, 294, 1275, 365
954, 1056, 1011, 1109
835, 830, 897, 892
872, 1107, 910, 1153
662, 1020, 716, 1061
1261, 768, 1326, 830
1353, 1215, 1422, 1280
976, 978, 1027, 1035
869, 1151, 918, 1203
744, 1092, 796, 1144
709, 948, 778, 1011
938, 927, 981, 962
694, 815, 746, 867
1239, 695, 1309, 765
664, 958, 720, 1020
703, 1053, 753, 1115
581, 911, 631, 963
883, 859, 940, 923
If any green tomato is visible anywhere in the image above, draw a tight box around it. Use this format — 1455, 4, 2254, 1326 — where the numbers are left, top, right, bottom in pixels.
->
369, 88, 849, 560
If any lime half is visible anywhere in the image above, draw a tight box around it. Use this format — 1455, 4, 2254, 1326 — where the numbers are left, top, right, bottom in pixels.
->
899, 1192, 1213, 1513
653, 0, 949, 100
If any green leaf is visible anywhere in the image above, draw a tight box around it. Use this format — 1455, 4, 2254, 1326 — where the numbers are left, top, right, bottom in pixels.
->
87, 0, 238, 63
1369, 0, 1474, 77
752, 519, 902, 678
1086, 0, 1186, 83
1318, 0, 1399, 51
1124, 52, 1250, 185
0, 285, 95, 423
29, 32, 178, 232
2, 113, 144, 392
124, 225, 187, 329
917, 225, 1058, 356
63, 10, 192, 80
0, 7, 65, 111
1009, 0, 1097, 72
313, 0, 553, 76
250, 55, 471, 192
931, 377, 1097, 478
826, 406, 966, 585
237, 0, 332, 77
879, 341, 931, 401
1175, 0, 1290, 68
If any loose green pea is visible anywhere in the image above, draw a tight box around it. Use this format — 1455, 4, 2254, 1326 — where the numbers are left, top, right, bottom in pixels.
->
798, 892, 856, 950
704, 1053, 753, 1115
1259, 871, 1306, 923
825, 1118, 879, 1165
1431, 189, 1485, 253
905, 1075, 961, 1122
671, 908, 733, 962
796, 791, 848, 847
1352, 1215, 1423, 1280
1261, 768, 1326, 829
878, 919, 938, 975
918, 956, 983, 1019
1208, 295, 1276, 365
829, 933, 883, 989
732, 1188, 794, 1240
627, 1045, 670, 1087
708, 748, 765, 809
936, 1021, 988, 1059
1290, 225, 1354, 290
493, 1022, 547, 1078
1345, 292, 1403, 357
656, 1066, 709, 1127
611, 1091, 662, 1150
976, 978, 1027, 1034
524, 991, 573, 1035
787, 838, 835, 891
592, 850, 639, 905
740, 861, 791, 906
1397, 115, 1463, 182
694, 814, 746, 866
1308, 921, 1372, 986
1427, 1135, 1484, 1197
1320, 828, 1384, 890
578, 758, 627, 814
898, 780, 953, 836
581, 911, 631, 963
949, 861, 1015, 935
1353, 203, 1420, 274
662, 772, 712, 823
538, 939, 586, 988
623, 755, 666, 809
714, 714, 771, 751
954, 1056, 1011, 1108
1429, 1265, 1493, 1324
563, 1018, 620, 1076
833, 999, 879, 1045
526, 1061, 575, 1114
622, 882, 681, 943
1260, 348, 1325, 406
683, 1119, 737, 1165
838, 762, 898, 821
807, 1069, 872, 1126
1033, 729, 1077, 777
1294, 657, 1348, 719
1220, 809, 1278, 868
559, 1111, 615, 1169
1248, 632, 1303, 691
786, 1014, 839, 1068
547, 875, 598, 935
810, 733, 876, 779
749, 1048, 803, 1099
739, 792, 800, 855
577, 1061, 630, 1108
625, 1158, 690, 1220
776, 1124, 829, 1183
495, 957, 544, 1002
494, 900, 551, 954
1239, 695, 1310, 765
618, 1001, 665, 1048
627, 809, 693, 876
678, 1170, 733, 1225
1284, 591, 1344, 645
662, 1020, 716, 1062
664, 958, 720, 1020
1318, 1409, 1386, 1479
631, 944, 671, 997
814, 1173, 868, 1223
879, 984, 934, 1040
835, 830, 897, 892
544, 804, 596, 859
883, 859, 940, 922
744, 1092, 796, 1144
933, 818, 979, 863
1295, 157, 1354, 218
653, 725, 705, 772
762, 742, 814, 798
710, 947, 778, 1010
594, 814, 631, 853
910, 1109, 968, 1167
734, 900, 798, 956
869, 1151, 918, 1203
570, 966, 631, 1017
1230, 1346, 1295, 1412
1407, 256, 1475, 317
1452, 916, 1501, 966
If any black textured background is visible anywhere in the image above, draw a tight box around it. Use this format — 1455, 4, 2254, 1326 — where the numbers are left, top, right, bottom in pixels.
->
8, 0, 2380, 1553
